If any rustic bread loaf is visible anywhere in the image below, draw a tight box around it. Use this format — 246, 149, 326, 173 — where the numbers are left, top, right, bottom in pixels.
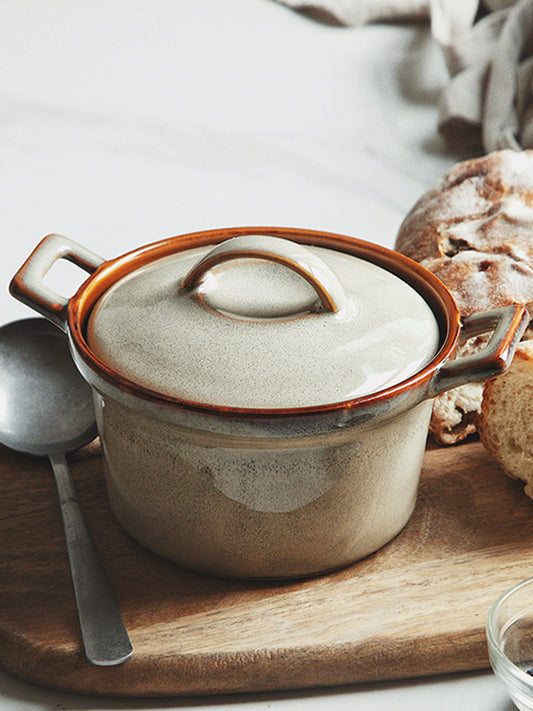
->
395, 149, 533, 444
478, 340, 533, 499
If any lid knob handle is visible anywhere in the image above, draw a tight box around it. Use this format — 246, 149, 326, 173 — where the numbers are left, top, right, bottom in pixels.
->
181, 235, 347, 313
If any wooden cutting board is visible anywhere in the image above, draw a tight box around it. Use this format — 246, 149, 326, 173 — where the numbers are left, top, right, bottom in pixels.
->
1, 438, 532, 697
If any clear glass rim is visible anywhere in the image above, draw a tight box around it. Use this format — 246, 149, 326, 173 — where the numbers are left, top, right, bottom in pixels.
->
487, 576, 533, 690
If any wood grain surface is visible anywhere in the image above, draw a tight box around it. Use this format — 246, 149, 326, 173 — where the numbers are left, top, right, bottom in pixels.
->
1, 438, 532, 697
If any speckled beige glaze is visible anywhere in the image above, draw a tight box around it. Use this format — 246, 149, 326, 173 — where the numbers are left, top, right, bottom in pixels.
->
94, 390, 433, 578
83, 236, 439, 577
86, 237, 440, 409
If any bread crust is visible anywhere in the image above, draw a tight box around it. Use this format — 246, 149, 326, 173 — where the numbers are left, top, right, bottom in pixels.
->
478, 341, 533, 498
396, 150, 533, 272
395, 150, 533, 444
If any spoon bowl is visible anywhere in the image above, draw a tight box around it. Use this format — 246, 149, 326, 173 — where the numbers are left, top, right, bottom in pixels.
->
0, 318, 132, 666
0, 318, 97, 455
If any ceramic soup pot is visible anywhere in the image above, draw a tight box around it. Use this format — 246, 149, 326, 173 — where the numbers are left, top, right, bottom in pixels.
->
10, 227, 528, 578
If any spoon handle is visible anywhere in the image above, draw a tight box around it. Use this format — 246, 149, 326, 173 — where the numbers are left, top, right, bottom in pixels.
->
49, 452, 133, 666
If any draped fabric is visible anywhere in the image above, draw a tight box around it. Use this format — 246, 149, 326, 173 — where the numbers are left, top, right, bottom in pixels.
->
277, 0, 533, 153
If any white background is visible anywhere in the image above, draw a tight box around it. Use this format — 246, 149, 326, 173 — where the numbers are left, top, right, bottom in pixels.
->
0, 1, 516, 709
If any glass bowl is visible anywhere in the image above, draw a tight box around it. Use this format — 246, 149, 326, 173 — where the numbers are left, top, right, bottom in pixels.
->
487, 576, 533, 711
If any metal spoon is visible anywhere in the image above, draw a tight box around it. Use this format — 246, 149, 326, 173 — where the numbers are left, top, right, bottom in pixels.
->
0, 318, 132, 666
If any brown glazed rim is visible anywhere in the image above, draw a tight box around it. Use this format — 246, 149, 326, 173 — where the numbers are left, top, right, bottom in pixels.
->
67, 226, 461, 418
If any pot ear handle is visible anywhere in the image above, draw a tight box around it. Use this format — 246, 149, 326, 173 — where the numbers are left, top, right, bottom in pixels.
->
181, 234, 347, 313
10, 234, 105, 332
428, 305, 529, 397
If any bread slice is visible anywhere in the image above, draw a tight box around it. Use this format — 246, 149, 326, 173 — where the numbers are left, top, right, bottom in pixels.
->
478, 340, 533, 498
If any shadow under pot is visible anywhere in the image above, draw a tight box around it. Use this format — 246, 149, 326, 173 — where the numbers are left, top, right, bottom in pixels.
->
9, 227, 528, 579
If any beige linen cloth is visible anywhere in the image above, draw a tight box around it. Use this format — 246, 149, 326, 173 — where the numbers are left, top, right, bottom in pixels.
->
277, 0, 533, 153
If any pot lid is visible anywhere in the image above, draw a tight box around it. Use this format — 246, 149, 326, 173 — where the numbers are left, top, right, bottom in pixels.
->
86, 235, 440, 409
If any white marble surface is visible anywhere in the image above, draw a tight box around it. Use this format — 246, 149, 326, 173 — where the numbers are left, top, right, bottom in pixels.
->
0, 1, 517, 709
